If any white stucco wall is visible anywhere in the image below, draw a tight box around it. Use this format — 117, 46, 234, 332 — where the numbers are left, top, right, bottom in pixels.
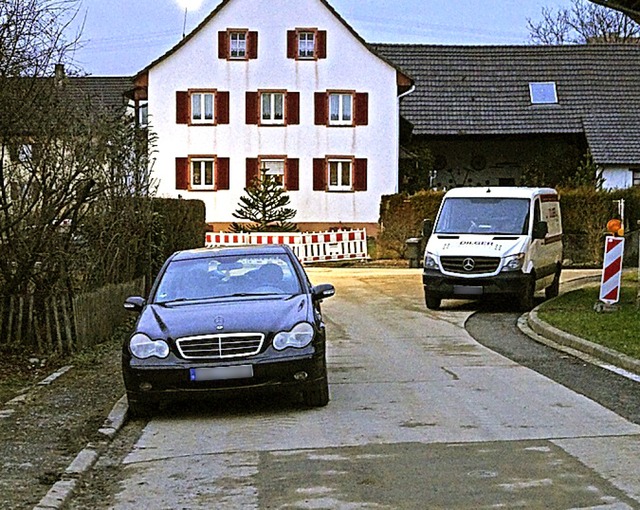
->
146, 0, 400, 226
602, 167, 633, 189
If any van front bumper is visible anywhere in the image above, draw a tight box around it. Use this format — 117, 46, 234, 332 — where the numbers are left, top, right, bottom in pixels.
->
422, 269, 530, 298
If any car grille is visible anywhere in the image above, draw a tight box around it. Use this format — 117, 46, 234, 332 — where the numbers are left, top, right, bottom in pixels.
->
176, 333, 265, 360
440, 256, 500, 274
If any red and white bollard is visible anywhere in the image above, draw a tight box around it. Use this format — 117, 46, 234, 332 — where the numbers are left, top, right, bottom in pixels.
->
599, 236, 625, 305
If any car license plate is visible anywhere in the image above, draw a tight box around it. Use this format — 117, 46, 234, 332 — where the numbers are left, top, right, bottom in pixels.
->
190, 365, 253, 382
453, 285, 483, 295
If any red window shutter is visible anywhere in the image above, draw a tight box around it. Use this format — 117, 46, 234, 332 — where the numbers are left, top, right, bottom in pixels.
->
216, 91, 230, 124
218, 31, 228, 59
216, 157, 230, 190
246, 158, 259, 187
176, 157, 189, 190
314, 92, 327, 125
287, 30, 297, 59
248, 31, 258, 59
355, 93, 369, 126
313, 158, 326, 191
317, 30, 327, 59
285, 158, 299, 191
245, 92, 258, 124
176, 91, 189, 124
354, 159, 368, 191
286, 92, 299, 125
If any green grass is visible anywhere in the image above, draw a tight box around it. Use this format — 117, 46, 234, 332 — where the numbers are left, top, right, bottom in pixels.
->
537, 277, 640, 359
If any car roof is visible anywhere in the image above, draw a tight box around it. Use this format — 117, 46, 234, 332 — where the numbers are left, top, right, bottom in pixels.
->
170, 244, 292, 262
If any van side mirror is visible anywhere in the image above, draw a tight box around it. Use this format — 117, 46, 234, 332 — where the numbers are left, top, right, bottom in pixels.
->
124, 296, 146, 312
422, 219, 433, 238
532, 221, 548, 240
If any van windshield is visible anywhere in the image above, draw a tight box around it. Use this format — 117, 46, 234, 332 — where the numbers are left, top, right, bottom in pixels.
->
435, 197, 530, 235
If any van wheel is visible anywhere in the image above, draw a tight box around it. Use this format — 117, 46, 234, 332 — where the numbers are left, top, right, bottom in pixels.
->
545, 268, 561, 299
425, 291, 441, 310
518, 276, 536, 311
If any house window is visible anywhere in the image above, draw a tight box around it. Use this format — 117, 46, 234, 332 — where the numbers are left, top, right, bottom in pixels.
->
298, 32, 315, 58
632, 170, 640, 187
329, 93, 352, 125
261, 92, 285, 124
230, 31, 246, 58
529, 82, 558, 104
191, 92, 214, 123
328, 159, 352, 190
191, 158, 215, 190
261, 159, 285, 187
138, 101, 148, 127
287, 29, 326, 60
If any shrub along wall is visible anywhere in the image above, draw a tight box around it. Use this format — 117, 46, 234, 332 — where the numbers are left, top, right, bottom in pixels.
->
378, 187, 640, 266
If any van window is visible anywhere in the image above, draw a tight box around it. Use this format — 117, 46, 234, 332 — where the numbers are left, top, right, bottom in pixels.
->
435, 198, 530, 235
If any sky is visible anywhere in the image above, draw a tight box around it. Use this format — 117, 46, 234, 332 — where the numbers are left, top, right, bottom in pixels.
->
69, 0, 576, 76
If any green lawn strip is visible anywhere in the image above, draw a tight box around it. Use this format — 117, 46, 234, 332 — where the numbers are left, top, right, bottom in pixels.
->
537, 283, 640, 359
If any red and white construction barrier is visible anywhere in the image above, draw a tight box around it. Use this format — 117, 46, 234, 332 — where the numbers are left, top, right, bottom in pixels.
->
599, 235, 625, 305
205, 229, 369, 264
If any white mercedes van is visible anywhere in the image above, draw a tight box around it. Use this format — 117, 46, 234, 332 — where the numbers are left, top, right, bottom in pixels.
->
422, 187, 562, 310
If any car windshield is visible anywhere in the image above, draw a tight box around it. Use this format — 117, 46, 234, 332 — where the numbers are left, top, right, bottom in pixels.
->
435, 197, 530, 235
153, 253, 302, 303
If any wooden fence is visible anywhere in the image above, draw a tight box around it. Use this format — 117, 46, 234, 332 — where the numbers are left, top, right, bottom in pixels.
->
0, 277, 145, 354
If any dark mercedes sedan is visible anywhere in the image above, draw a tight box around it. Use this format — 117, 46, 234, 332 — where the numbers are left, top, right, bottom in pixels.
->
122, 244, 335, 417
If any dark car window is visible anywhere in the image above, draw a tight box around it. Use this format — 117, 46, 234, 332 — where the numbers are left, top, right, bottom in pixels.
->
153, 253, 302, 303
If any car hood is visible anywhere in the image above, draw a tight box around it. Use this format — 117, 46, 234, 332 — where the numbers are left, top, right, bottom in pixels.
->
138, 295, 313, 340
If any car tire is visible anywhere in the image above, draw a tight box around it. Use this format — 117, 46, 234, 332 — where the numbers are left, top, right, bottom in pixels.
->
518, 275, 536, 311
425, 291, 441, 310
302, 377, 329, 407
127, 395, 155, 419
545, 268, 561, 299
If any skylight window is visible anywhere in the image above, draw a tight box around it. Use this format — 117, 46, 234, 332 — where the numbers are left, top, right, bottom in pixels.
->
529, 82, 558, 104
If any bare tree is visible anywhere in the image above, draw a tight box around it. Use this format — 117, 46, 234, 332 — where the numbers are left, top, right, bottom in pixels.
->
588, 0, 640, 24
528, 0, 640, 44
0, 0, 157, 298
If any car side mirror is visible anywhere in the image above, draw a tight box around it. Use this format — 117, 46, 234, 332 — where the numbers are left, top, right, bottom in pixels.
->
124, 296, 146, 312
312, 283, 335, 302
532, 221, 548, 240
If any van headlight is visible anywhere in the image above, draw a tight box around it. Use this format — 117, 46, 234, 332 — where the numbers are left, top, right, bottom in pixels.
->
502, 253, 525, 272
129, 333, 170, 359
424, 252, 439, 270
273, 322, 315, 351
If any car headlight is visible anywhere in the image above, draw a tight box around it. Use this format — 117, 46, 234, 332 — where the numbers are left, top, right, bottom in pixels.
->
273, 322, 315, 351
502, 253, 525, 272
129, 333, 170, 359
424, 252, 439, 270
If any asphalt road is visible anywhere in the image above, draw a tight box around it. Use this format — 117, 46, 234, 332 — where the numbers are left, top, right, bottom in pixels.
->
67, 268, 640, 510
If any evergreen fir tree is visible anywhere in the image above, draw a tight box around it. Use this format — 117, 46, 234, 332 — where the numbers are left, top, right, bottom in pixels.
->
230, 169, 298, 232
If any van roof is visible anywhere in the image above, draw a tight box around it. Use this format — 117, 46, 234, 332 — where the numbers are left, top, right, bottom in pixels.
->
442, 186, 558, 200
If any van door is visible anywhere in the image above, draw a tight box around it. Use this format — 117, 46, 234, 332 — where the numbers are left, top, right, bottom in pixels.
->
529, 197, 556, 282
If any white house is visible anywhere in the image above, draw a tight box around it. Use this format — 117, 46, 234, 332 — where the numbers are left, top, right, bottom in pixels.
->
133, 0, 412, 234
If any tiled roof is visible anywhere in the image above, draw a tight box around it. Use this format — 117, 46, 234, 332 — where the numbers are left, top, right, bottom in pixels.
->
64, 76, 134, 111
372, 44, 640, 165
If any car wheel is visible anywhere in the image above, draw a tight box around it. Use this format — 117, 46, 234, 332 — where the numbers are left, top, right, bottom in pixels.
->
518, 275, 536, 311
302, 377, 329, 407
545, 268, 561, 299
127, 395, 156, 419
425, 291, 441, 310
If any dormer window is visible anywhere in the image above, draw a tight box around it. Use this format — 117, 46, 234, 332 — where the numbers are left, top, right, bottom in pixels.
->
529, 82, 558, 104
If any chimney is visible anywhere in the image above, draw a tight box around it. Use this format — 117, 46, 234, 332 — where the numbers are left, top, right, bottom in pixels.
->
54, 63, 65, 88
